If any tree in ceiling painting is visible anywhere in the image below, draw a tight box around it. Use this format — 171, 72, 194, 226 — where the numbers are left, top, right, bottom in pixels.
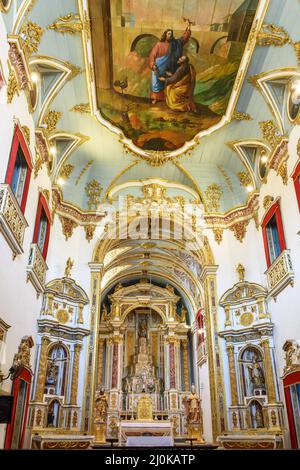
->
90, 0, 259, 152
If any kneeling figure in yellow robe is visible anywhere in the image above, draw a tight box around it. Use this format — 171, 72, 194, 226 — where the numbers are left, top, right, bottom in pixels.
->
159, 56, 196, 112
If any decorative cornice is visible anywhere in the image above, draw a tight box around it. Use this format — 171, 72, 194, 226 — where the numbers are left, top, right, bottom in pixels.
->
205, 193, 259, 229
52, 187, 106, 225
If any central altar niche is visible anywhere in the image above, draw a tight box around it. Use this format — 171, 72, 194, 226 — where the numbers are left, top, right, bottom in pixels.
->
121, 310, 164, 414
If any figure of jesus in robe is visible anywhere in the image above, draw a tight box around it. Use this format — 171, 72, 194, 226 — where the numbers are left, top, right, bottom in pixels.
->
149, 26, 191, 104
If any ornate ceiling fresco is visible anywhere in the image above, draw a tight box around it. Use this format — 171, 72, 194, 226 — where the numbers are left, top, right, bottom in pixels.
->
2, 0, 300, 237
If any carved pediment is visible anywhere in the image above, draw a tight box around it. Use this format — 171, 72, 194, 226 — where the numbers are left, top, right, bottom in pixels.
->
45, 277, 89, 304
220, 282, 267, 306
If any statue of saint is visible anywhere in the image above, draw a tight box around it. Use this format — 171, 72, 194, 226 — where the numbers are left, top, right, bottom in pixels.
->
64, 258, 74, 278
94, 387, 108, 423
184, 384, 202, 424
139, 319, 147, 338
247, 355, 265, 388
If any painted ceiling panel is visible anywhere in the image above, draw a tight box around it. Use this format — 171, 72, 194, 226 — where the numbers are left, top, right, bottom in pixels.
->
3, 0, 299, 214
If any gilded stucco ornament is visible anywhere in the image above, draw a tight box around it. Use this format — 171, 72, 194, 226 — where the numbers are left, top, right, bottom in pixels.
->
213, 228, 223, 245
7, 68, 19, 103
238, 172, 252, 188
59, 216, 78, 240
20, 21, 44, 56
84, 225, 96, 242
71, 103, 91, 114
259, 120, 283, 149
205, 184, 222, 212
257, 24, 290, 47
48, 14, 84, 35
85, 180, 103, 210
232, 112, 253, 121
12, 336, 34, 371
230, 220, 249, 243
60, 164, 74, 180
43, 110, 63, 134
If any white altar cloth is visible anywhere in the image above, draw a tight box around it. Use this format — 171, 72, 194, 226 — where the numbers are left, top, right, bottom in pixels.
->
127, 436, 173, 447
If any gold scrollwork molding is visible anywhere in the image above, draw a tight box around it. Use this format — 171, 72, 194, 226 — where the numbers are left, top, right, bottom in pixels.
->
256, 23, 300, 66
212, 228, 223, 245
43, 110, 63, 134
232, 111, 253, 121
257, 24, 290, 47
7, 68, 19, 103
20, 20, 44, 56
263, 195, 274, 211
229, 220, 250, 243
205, 183, 222, 213
59, 215, 78, 241
71, 103, 91, 114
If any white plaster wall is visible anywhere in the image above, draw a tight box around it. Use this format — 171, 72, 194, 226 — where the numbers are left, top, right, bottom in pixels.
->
198, 361, 212, 442
0, 13, 51, 448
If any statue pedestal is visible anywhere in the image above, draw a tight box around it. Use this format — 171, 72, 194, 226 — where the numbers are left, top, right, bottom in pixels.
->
94, 422, 106, 444
188, 423, 205, 444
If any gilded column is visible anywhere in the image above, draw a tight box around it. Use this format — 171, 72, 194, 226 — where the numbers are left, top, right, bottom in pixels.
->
169, 339, 176, 389
70, 344, 82, 405
201, 267, 227, 440
83, 262, 104, 433
111, 335, 123, 389
226, 345, 238, 406
182, 338, 189, 391
35, 336, 51, 402
97, 338, 105, 386
261, 338, 276, 403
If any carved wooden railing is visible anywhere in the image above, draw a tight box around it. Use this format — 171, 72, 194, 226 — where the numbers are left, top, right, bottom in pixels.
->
0, 183, 28, 257
26, 243, 48, 296
266, 249, 294, 300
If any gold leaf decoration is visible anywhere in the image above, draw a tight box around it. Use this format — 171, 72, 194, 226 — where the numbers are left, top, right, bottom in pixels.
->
48, 13, 83, 34
43, 110, 62, 133
7, 69, 19, 103
237, 172, 252, 187
230, 220, 249, 243
232, 111, 253, 121
71, 103, 91, 114
263, 195, 274, 211
205, 183, 222, 212
85, 179, 102, 210
60, 164, 74, 180
84, 225, 96, 242
259, 120, 282, 148
20, 21, 44, 56
256, 23, 290, 47
59, 216, 78, 240
213, 228, 223, 245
